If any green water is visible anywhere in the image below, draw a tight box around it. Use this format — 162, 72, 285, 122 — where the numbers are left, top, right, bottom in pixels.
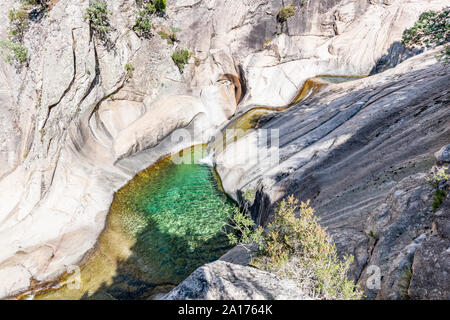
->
119, 148, 235, 285
33, 146, 235, 300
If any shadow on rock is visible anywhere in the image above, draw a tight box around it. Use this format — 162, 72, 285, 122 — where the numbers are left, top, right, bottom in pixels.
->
81, 216, 231, 300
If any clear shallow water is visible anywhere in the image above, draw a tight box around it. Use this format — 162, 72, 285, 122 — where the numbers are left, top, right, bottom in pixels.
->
25, 74, 366, 300
32, 146, 235, 300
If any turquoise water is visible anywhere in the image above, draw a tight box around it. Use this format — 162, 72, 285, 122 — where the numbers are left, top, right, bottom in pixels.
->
119, 149, 235, 286
33, 146, 236, 300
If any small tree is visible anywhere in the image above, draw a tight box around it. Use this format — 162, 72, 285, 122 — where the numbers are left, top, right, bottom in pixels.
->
228, 195, 363, 300
8, 8, 30, 42
426, 167, 448, 211
277, 4, 296, 23
0, 41, 28, 64
134, 9, 153, 38
154, 0, 166, 13
85, 1, 113, 40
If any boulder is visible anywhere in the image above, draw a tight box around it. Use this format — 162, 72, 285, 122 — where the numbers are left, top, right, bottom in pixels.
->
435, 145, 450, 165
164, 261, 311, 300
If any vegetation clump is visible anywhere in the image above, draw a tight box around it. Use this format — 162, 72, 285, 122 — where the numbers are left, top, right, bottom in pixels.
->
172, 48, 191, 73
0, 40, 28, 64
134, 6, 154, 38
136, 0, 166, 13
154, 0, 167, 13
227, 207, 264, 250
158, 27, 181, 45
0, 0, 46, 65
134, 0, 167, 38
227, 195, 363, 300
277, 4, 296, 23
426, 167, 448, 212
125, 63, 135, 79
8, 7, 30, 42
402, 8, 450, 63
85, 1, 113, 41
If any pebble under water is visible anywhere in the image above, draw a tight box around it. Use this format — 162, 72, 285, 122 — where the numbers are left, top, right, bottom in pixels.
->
33, 146, 235, 300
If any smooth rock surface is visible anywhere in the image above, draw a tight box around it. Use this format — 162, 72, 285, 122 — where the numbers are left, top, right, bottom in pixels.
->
215, 48, 450, 299
164, 261, 311, 300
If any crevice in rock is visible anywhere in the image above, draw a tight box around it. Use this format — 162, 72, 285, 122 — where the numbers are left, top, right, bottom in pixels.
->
42, 29, 78, 129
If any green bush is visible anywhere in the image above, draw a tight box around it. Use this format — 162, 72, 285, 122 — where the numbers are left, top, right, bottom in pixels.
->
158, 27, 180, 45
154, 0, 166, 13
229, 195, 363, 300
125, 63, 135, 79
136, 0, 165, 12
85, 1, 113, 39
0, 5, 31, 65
133, 0, 167, 38
432, 189, 447, 212
134, 9, 154, 38
277, 4, 296, 23
226, 208, 264, 250
172, 48, 191, 73
437, 44, 450, 64
0, 40, 28, 64
21, 0, 49, 9
402, 8, 449, 63
426, 167, 448, 211
8, 7, 30, 42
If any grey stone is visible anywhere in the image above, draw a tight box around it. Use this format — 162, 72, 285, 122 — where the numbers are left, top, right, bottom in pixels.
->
164, 261, 311, 300
435, 145, 450, 165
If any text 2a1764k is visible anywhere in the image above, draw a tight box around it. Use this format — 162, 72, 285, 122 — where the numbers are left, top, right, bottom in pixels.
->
177, 304, 273, 317
222, 304, 273, 316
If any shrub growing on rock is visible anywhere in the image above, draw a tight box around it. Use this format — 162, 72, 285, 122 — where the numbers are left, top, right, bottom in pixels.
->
85, 1, 113, 40
172, 48, 191, 73
0, 40, 28, 64
125, 63, 135, 79
158, 27, 180, 45
154, 0, 166, 13
228, 195, 363, 300
8, 7, 30, 42
137, 0, 166, 13
133, 0, 167, 38
134, 8, 154, 38
402, 8, 449, 63
426, 167, 448, 211
227, 208, 264, 250
277, 3, 296, 23
0, 3, 34, 65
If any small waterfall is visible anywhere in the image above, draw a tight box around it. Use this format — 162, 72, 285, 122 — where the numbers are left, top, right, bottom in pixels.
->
199, 150, 215, 167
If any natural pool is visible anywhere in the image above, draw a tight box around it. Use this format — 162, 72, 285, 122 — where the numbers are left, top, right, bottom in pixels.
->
32, 146, 235, 300
26, 74, 366, 300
